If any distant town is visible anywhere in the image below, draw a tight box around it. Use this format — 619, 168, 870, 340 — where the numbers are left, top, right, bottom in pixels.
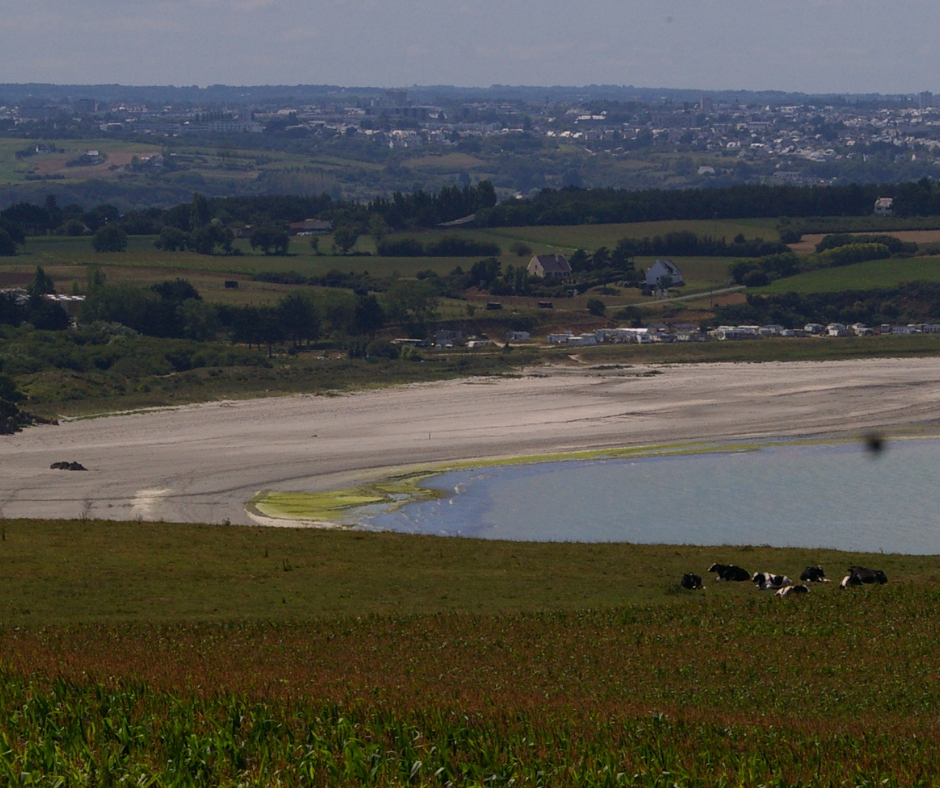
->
4, 85, 940, 200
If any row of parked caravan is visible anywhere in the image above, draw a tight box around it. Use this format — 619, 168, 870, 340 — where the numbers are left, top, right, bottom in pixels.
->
679, 563, 888, 596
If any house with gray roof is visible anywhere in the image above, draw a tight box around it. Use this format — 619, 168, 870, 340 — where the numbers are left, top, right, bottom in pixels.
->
645, 259, 685, 289
527, 254, 572, 279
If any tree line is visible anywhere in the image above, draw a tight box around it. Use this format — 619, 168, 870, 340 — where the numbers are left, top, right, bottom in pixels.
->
7, 177, 940, 260
1, 267, 448, 348
474, 179, 940, 227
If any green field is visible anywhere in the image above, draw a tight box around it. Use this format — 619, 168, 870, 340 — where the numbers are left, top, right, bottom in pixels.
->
760, 253, 940, 294
484, 218, 781, 251
4, 518, 919, 622
1, 519, 939, 784
14, 235, 500, 279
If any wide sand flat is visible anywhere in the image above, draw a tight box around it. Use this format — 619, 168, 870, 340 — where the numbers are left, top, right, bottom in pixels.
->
3, 358, 940, 524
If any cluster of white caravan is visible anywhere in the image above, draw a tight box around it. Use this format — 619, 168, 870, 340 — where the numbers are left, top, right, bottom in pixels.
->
713, 322, 940, 340
546, 322, 940, 346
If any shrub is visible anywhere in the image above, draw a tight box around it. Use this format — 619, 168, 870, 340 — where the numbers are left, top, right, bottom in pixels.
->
0, 229, 16, 257
377, 237, 426, 256
92, 225, 128, 253
365, 339, 400, 359
586, 298, 606, 317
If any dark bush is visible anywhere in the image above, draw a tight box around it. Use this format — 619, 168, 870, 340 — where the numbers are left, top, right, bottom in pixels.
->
92, 225, 128, 253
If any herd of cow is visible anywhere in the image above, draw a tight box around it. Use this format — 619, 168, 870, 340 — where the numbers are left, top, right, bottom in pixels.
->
679, 563, 889, 597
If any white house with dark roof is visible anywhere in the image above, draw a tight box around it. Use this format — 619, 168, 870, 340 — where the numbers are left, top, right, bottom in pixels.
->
645, 259, 685, 289
527, 254, 572, 279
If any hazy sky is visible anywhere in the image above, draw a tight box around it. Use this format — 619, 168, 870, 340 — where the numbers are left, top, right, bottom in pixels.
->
1, 0, 938, 94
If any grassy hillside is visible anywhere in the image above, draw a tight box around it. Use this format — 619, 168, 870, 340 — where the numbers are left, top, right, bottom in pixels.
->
759, 253, 940, 294
0, 518, 930, 623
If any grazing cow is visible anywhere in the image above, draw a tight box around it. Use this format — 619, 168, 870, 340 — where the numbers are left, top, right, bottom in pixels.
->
680, 573, 704, 590
708, 563, 751, 582
840, 574, 863, 589
848, 565, 888, 585
752, 571, 792, 590
776, 584, 809, 598
800, 566, 827, 583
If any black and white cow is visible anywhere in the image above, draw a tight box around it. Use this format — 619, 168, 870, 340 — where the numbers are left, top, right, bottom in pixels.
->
848, 565, 888, 584
839, 574, 863, 589
800, 566, 827, 583
708, 563, 751, 582
680, 573, 704, 590
752, 571, 792, 590
776, 584, 809, 598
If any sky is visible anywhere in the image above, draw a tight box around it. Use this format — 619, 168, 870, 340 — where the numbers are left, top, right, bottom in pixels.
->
1, 0, 938, 94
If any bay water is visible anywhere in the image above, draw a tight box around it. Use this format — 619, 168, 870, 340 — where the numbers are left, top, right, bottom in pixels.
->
363, 439, 940, 553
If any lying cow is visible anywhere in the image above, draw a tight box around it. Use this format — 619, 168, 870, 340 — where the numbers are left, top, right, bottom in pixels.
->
680, 573, 704, 590
776, 584, 808, 598
752, 571, 792, 590
708, 563, 751, 582
848, 565, 888, 585
800, 566, 827, 583
840, 574, 863, 589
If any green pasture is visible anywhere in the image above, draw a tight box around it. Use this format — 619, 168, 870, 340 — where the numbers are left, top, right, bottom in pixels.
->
759, 253, 940, 294
11, 235, 494, 283
0, 518, 929, 622
483, 218, 781, 252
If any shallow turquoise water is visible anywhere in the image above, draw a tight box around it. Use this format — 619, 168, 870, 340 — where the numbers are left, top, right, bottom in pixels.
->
364, 439, 940, 553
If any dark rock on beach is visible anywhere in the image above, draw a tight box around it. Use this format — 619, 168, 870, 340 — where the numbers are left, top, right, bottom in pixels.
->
0, 398, 57, 435
50, 461, 87, 471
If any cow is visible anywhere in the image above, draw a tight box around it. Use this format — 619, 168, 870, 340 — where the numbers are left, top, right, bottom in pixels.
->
708, 563, 750, 581
680, 573, 704, 590
800, 566, 827, 583
752, 572, 792, 590
848, 565, 888, 585
839, 574, 863, 589
776, 584, 809, 598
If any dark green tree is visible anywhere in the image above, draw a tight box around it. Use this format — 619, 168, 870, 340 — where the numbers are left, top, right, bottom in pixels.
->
0, 229, 16, 257
191, 193, 211, 229
383, 280, 439, 336
250, 224, 289, 255
333, 225, 360, 255
0, 218, 25, 246
354, 294, 386, 338
92, 225, 128, 253
587, 298, 607, 317
568, 248, 590, 272
154, 226, 188, 252
28, 266, 56, 298
277, 292, 320, 346
592, 247, 611, 269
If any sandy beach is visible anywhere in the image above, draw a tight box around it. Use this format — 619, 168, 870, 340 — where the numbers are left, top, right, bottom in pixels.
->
3, 357, 940, 525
